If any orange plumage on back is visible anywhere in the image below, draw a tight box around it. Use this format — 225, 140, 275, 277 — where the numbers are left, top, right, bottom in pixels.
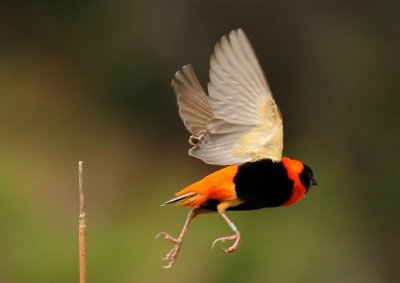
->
175, 165, 239, 207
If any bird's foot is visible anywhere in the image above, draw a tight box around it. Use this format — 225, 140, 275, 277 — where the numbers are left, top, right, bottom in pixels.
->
156, 232, 182, 268
211, 232, 241, 253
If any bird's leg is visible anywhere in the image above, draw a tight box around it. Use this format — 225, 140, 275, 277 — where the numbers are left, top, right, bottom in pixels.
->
212, 212, 241, 253
156, 208, 200, 268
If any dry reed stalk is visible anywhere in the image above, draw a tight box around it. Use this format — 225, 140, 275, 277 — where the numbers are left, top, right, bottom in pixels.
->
79, 161, 87, 283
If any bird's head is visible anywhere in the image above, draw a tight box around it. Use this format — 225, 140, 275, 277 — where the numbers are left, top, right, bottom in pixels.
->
299, 164, 317, 191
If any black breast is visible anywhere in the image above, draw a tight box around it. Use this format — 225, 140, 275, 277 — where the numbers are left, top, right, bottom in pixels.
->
230, 159, 294, 210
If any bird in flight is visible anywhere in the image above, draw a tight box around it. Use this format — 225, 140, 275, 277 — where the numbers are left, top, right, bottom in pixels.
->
157, 28, 317, 268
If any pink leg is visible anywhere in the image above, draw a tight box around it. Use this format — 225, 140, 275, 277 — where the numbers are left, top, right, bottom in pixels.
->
156, 208, 200, 268
212, 212, 241, 253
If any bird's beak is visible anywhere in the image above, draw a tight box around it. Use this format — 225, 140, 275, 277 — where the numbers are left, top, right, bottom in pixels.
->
311, 178, 318, 186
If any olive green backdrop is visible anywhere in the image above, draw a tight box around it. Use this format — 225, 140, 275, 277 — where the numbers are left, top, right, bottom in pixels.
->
0, 0, 399, 282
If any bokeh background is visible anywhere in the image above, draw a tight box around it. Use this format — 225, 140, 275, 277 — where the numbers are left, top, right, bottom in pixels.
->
1, 0, 399, 282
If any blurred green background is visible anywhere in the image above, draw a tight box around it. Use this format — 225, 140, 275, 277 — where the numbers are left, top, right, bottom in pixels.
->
1, 0, 399, 282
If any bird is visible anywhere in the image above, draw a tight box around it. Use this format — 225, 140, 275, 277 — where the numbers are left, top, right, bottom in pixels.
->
156, 28, 317, 268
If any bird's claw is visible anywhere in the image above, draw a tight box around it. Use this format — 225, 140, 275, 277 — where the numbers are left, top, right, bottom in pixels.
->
156, 232, 179, 243
161, 246, 180, 268
156, 231, 182, 268
211, 234, 241, 254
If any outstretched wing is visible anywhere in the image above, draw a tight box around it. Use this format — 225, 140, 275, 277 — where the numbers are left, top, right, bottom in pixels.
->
172, 65, 213, 145
173, 28, 283, 165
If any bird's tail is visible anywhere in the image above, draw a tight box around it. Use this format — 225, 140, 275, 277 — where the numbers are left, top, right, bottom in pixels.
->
160, 192, 198, 206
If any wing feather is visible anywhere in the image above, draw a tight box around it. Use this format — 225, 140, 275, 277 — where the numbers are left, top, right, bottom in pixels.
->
172, 29, 283, 165
172, 65, 213, 136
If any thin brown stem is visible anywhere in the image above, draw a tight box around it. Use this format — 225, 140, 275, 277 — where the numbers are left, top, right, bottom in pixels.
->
79, 161, 87, 283
79, 161, 85, 225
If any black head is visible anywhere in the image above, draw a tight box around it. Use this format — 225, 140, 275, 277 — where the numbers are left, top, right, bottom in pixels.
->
299, 164, 317, 191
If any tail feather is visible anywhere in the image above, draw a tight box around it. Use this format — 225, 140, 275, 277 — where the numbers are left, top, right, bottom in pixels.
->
161, 192, 197, 206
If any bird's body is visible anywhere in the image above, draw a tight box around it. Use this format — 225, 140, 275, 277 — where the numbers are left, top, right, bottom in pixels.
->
171, 157, 309, 211
157, 28, 317, 268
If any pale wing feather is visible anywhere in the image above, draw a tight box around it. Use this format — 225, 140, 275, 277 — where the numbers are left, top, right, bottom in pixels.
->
188, 28, 283, 165
230, 29, 270, 92
189, 119, 252, 164
172, 65, 213, 136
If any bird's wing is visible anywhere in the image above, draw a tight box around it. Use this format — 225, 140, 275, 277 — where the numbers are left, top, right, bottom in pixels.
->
174, 29, 283, 165
172, 65, 214, 144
